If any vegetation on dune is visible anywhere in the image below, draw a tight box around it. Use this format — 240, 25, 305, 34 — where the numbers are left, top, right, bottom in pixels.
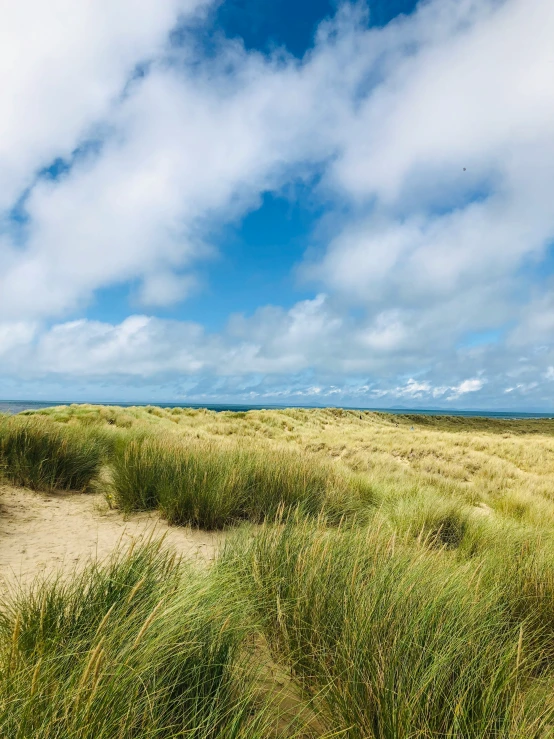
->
4, 519, 554, 737
4, 404, 554, 736
221, 514, 554, 738
0, 416, 106, 492
110, 433, 374, 528
19, 402, 554, 526
0, 543, 288, 739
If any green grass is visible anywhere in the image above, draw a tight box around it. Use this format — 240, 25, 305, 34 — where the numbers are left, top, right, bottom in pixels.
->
220, 514, 554, 738
0, 542, 288, 739
0, 416, 105, 492
5, 404, 554, 736
377, 486, 472, 548
110, 434, 375, 529
458, 517, 554, 664
5, 518, 554, 737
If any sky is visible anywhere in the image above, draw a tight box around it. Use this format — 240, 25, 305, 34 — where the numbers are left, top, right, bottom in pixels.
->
1, 0, 554, 410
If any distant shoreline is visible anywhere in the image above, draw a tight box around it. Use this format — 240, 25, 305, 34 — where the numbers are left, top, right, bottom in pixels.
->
1, 399, 553, 420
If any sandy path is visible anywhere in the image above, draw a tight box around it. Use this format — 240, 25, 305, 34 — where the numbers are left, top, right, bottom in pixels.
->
0, 485, 225, 595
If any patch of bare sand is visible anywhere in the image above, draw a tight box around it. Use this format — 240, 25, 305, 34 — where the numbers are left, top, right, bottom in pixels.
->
0, 485, 225, 595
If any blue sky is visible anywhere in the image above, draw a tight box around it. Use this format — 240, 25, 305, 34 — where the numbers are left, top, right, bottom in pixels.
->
213, 0, 419, 55
1, 0, 554, 410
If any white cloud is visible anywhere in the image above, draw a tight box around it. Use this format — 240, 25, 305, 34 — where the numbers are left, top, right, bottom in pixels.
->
308, 0, 554, 336
34, 316, 210, 376
447, 378, 484, 400
358, 311, 407, 351
396, 379, 432, 398
1, 0, 554, 407
504, 382, 539, 394
0, 322, 37, 359
331, 0, 554, 203
4, 307, 554, 408
138, 272, 199, 307
0, 0, 211, 212
0, 21, 353, 321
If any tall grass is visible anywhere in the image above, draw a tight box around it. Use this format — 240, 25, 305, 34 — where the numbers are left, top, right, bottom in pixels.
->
110, 435, 375, 529
221, 515, 554, 738
378, 487, 472, 548
0, 542, 286, 739
24, 402, 554, 529
0, 416, 105, 492
7, 404, 554, 736
4, 517, 554, 738
458, 517, 554, 664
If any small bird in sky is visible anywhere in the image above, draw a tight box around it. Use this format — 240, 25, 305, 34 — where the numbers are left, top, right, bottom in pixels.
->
463, 168, 466, 171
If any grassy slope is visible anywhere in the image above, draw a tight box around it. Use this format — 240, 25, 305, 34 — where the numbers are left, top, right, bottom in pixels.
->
3, 404, 554, 736
23, 403, 554, 528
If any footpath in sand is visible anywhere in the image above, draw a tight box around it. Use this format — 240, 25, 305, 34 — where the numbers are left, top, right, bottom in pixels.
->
0, 485, 224, 595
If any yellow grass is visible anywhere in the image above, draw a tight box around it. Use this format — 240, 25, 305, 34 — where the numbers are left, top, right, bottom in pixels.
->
4, 404, 554, 736
23, 403, 554, 529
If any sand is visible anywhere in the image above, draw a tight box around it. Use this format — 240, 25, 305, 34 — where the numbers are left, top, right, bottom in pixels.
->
0, 484, 224, 595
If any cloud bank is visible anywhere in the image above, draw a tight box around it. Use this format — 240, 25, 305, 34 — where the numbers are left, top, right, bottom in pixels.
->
1, 0, 554, 408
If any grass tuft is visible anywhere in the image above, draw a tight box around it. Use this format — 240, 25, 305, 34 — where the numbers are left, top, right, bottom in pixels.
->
110, 435, 375, 529
0, 416, 104, 492
221, 515, 554, 738
6, 404, 554, 736
0, 542, 283, 739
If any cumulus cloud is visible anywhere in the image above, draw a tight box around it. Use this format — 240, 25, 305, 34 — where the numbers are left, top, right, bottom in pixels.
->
447, 378, 484, 400
307, 0, 554, 331
1, 0, 554, 407
0, 0, 211, 212
0, 322, 37, 359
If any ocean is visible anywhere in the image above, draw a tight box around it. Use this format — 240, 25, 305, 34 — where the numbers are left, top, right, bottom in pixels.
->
0, 400, 553, 420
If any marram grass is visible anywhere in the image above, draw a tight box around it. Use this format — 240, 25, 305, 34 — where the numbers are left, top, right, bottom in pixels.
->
220, 513, 554, 738
0, 415, 105, 492
21, 402, 554, 529
110, 434, 376, 529
0, 542, 296, 739
4, 524, 554, 738
5, 404, 554, 736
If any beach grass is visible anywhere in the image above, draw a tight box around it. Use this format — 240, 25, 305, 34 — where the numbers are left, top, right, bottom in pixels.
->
0, 415, 105, 492
0, 542, 288, 739
220, 513, 554, 738
20, 403, 554, 525
4, 403, 554, 736
110, 433, 375, 529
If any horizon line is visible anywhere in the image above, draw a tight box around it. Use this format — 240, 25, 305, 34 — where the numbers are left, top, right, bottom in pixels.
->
1, 399, 554, 418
